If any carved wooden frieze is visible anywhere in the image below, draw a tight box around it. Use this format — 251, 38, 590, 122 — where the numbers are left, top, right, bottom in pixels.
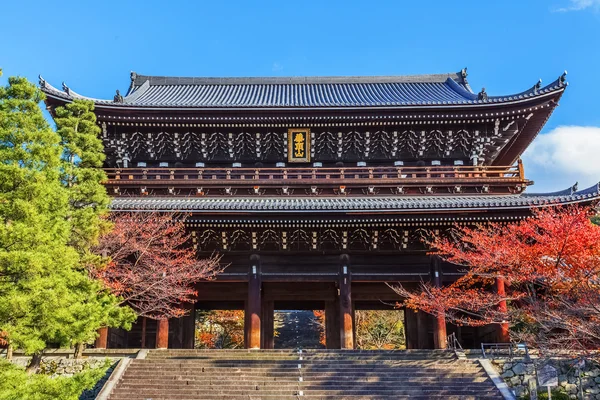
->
101, 120, 521, 167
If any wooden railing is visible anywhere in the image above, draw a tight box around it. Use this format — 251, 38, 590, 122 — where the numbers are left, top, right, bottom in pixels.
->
104, 165, 525, 184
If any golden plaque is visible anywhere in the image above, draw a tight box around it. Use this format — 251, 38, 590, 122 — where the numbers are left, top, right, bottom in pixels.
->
288, 128, 310, 163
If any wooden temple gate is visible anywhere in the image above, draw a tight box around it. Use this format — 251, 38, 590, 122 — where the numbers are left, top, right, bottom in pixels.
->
39, 68, 598, 350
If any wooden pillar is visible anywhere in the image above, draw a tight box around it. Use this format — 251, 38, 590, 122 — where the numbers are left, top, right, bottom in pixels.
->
325, 300, 341, 349
432, 256, 447, 349
261, 300, 274, 349
156, 319, 169, 349
496, 277, 510, 343
339, 255, 354, 349
416, 310, 429, 349
182, 303, 196, 349
404, 310, 418, 349
245, 255, 262, 349
95, 327, 108, 349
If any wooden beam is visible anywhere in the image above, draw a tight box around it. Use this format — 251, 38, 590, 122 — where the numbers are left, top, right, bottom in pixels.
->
432, 256, 447, 349
95, 327, 108, 349
339, 255, 354, 349
416, 310, 429, 349
404, 310, 418, 349
496, 277, 510, 343
325, 300, 340, 349
156, 319, 169, 349
182, 303, 196, 349
245, 256, 261, 349
261, 300, 274, 349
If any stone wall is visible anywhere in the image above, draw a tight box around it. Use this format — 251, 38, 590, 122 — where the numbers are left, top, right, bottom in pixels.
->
493, 359, 600, 399
1, 349, 138, 400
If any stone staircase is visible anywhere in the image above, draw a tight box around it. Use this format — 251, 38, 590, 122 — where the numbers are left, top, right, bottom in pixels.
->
107, 349, 504, 400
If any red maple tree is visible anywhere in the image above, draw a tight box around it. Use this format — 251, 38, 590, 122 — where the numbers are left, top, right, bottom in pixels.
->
391, 206, 600, 353
94, 212, 223, 336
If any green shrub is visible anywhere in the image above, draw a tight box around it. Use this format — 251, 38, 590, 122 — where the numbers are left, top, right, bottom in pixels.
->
0, 359, 110, 400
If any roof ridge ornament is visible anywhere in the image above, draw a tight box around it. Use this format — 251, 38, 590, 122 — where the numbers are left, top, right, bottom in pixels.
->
38, 75, 46, 88
534, 79, 542, 93
460, 67, 468, 82
572, 182, 578, 194
559, 70, 568, 86
114, 89, 124, 103
477, 87, 488, 101
127, 71, 138, 95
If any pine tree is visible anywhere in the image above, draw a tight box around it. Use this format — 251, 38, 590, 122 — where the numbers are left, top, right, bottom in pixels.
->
0, 74, 133, 370
53, 99, 135, 358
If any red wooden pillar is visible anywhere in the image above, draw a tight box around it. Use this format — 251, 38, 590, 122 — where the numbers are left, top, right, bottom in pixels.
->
496, 277, 510, 343
261, 300, 274, 349
245, 255, 262, 349
95, 327, 108, 349
325, 299, 341, 349
432, 256, 447, 349
339, 255, 354, 349
156, 319, 169, 349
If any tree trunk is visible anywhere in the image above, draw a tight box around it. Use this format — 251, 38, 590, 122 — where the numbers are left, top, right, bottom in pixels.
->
6, 344, 13, 361
74, 342, 84, 359
141, 317, 147, 348
26, 352, 43, 374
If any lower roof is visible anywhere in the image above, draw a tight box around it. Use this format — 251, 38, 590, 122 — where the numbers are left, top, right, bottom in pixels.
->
110, 183, 600, 213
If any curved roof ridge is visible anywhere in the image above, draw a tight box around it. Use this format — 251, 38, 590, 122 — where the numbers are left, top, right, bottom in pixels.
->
521, 181, 596, 198
488, 72, 568, 102
130, 71, 466, 88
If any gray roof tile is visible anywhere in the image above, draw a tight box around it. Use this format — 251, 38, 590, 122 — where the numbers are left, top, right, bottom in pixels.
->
40, 71, 567, 109
109, 183, 600, 212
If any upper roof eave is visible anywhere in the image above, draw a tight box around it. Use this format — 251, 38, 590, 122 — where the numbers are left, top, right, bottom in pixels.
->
39, 70, 568, 111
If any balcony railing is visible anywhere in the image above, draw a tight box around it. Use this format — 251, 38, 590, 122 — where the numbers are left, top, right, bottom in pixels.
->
104, 164, 525, 186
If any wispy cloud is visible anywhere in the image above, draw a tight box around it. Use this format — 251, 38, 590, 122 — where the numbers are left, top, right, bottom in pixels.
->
522, 126, 600, 192
272, 62, 284, 72
554, 0, 600, 12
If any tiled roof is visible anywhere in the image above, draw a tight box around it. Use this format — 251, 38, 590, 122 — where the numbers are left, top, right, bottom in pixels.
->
39, 70, 568, 109
110, 183, 600, 213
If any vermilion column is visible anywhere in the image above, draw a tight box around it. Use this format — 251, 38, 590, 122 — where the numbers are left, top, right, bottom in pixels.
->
156, 319, 169, 349
95, 327, 108, 349
496, 277, 510, 343
339, 255, 354, 349
245, 255, 262, 349
432, 256, 447, 349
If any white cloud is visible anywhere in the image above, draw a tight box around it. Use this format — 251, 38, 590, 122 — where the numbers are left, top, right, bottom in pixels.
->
521, 126, 600, 193
554, 0, 600, 12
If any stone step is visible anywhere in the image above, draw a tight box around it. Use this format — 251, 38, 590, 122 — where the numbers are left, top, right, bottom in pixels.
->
117, 375, 492, 383
113, 381, 490, 392
109, 396, 499, 400
110, 389, 502, 396
106, 352, 502, 399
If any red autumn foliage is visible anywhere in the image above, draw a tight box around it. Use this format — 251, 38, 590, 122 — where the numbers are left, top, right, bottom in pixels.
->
195, 310, 245, 349
390, 206, 600, 353
312, 310, 326, 346
94, 212, 223, 320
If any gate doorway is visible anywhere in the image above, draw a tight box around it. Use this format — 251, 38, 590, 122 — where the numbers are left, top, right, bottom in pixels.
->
274, 310, 325, 349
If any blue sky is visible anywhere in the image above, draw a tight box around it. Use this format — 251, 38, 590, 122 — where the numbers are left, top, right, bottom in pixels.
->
2, 0, 600, 192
